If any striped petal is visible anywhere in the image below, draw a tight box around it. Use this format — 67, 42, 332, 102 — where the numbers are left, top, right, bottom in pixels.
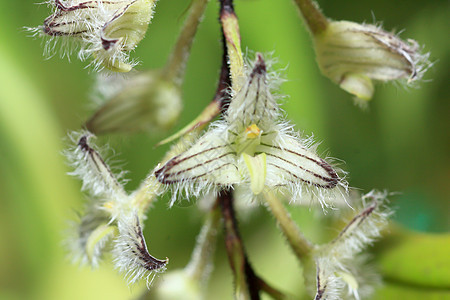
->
226, 54, 279, 129
155, 129, 240, 186
259, 133, 339, 189
43, 0, 127, 37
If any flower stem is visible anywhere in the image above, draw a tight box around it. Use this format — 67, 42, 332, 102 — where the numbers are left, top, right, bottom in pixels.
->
292, 0, 328, 35
219, 0, 244, 90
185, 201, 221, 283
255, 277, 286, 300
155, 36, 232, 147
219, 190, 258, 300
263, 190, 313, 260
162, 0, 210, 84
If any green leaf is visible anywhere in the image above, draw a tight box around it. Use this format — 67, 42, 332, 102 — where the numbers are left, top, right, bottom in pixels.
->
372, 282, 450, 300
376, 230, 450, 289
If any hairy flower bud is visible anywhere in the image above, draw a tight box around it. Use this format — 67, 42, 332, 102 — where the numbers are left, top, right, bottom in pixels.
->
86, 71, 182, 134
36, 0, 157, 71
304, 190, 392, 299
313, 21, 430, 101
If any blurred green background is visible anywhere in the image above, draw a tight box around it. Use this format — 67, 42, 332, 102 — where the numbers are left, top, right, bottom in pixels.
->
0, 0, 448, 299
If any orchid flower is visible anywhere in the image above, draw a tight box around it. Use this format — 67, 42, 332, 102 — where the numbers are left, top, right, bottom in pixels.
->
312, 190, 391, 300
156, 54, 347, 207
66, 132, 168, 285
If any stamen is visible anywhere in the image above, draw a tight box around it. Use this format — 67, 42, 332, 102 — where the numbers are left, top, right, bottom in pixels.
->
245, 124, 262, 139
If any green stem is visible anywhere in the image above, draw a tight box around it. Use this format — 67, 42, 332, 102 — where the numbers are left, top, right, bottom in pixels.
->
219, 0, 244, 90
162, 0, 210, 84
263, 190, 313, 260
155, 39, 231, 147
293, 0, 328, 35
185, 202, 221, 283
219, 190, 257, 300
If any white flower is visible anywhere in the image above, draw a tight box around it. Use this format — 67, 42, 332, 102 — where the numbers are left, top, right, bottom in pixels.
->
65, 131, 168, 286
155, 54, 346, 207
33, 0, 157, 71
312, 190, 391, 299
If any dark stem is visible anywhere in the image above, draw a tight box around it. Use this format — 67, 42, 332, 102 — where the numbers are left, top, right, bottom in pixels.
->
219, 190, 260, 300
218, 0, 244, 88
152, 30, 233, 147
256, 278, 286, 300
217, 33, 232, 114
219, 0, 234, 12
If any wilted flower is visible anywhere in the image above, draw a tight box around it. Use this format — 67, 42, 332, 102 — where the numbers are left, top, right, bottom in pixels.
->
86, 71, 182, 134
313, 21, 430, 101
34, 0, 157, 71
155, 54, 346, 207
306, 190, 391, 299
65, 132, 168, 285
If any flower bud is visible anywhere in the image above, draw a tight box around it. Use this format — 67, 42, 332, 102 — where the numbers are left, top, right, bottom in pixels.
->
38, 0, 157, 71
313, 21, 430, 100
86, 71, 182, 134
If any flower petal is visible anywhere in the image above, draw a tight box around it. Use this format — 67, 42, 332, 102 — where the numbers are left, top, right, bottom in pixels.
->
315, 257, 345, 300
67, 205, 115, 267
66, 132, 127, 199
43, 0, 103, 36
259, 133, 339, 189
242, 152, 267, 195
226, 54, 279, 129
113, 212, 168, 286
155, 129, 240, 186
326, 191, 391, 258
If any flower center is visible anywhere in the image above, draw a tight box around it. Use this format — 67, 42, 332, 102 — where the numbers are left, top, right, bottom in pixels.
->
236, 124, 262, 156
240, 124, 267, 195
245, 124, 262, 139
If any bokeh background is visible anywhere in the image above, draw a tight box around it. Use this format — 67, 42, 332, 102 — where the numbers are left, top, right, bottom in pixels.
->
0, 0, 448, 299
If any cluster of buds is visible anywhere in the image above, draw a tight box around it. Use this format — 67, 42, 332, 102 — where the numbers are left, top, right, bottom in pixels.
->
64, 55, 390, 299
29, 0, 432, 298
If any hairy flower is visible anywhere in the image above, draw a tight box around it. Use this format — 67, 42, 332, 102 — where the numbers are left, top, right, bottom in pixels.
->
313, 21, 430, 101
310, 190, 391, 299
65, 131, 167, 286
155, 54, 346, 207
33, 0, 157, 71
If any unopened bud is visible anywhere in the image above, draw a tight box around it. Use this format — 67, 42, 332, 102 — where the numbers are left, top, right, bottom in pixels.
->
86, 71, 182, 134
313, 21, 430, 100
